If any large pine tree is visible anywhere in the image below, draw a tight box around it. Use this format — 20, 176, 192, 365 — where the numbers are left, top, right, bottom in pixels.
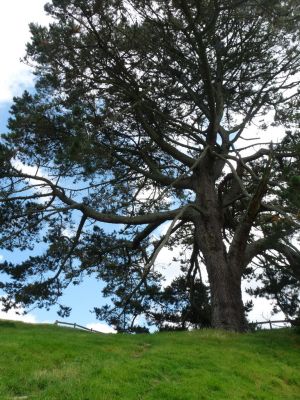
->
0, 0, 299, 331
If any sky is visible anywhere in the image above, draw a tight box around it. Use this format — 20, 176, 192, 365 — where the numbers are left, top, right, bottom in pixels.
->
0, 1, 286, 331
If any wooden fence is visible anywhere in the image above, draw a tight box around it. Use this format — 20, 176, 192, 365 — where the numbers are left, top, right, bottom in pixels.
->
251, 319, 292, 329
54, 320, 103, 334
54, 319, 294, 334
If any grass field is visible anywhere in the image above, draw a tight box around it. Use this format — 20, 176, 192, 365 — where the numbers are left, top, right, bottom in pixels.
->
0, 320, 299, 400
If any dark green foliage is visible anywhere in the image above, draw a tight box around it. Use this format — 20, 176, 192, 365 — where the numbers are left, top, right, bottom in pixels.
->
149, 277, 211, 331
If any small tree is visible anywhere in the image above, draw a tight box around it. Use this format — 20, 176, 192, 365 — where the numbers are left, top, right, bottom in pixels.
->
0, 0, 300, 331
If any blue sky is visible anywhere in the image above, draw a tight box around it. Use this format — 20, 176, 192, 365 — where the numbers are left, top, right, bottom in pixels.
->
0, 1, 285, 329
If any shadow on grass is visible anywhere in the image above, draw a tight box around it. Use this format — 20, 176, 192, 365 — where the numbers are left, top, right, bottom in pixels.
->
0, 320, 17, 328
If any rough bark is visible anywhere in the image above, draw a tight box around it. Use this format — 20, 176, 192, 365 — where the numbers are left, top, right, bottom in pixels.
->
194, 221, 247, 331
193, 166, 247, 331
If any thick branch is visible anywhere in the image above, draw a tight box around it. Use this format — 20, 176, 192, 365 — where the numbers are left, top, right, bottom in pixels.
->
131, 222, 162, 249
245, 238, 300, 281
7, 172, 190, 226
228, 156, 272, 263
136, 107, 196, 167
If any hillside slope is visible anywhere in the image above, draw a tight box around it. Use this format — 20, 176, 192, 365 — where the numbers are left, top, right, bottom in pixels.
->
0, 320, 299, 400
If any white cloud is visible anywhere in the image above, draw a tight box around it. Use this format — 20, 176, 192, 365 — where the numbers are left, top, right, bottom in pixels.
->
235, 113, 285, 159
242, 277, 286, 324
246, 297, 279, 322
0, 1, 50, 103
155, 246, 183, 286
11, 158, 53, 198
0, 300, 38, 323
12, 158, 42, 176
86, 322, 117, 334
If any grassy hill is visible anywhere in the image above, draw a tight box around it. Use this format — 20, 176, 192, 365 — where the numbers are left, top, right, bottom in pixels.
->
0, 320, 299, 400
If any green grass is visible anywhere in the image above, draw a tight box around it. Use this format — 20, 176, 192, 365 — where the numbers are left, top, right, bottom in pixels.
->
0, 321, 299, 399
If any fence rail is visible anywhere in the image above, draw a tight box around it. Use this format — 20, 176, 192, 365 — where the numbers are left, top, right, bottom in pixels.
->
54, 319, 295, 334
54, 320, 103, 334
251, 319, 293, 329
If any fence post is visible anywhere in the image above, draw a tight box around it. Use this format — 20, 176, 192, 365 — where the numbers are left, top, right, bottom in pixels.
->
74, 323, 76, 329
269, 321, 272, 329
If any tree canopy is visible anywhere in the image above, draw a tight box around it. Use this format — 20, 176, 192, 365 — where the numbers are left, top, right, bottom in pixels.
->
0, 0, 300, 331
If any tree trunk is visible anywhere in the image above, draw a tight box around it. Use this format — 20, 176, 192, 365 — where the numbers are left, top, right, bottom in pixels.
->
195, 220, 247, 331
193, 169, 247, 332
207, 256, 246, 331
